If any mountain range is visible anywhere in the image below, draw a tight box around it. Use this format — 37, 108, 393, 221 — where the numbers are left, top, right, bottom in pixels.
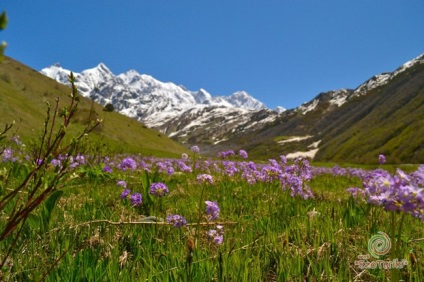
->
41, 64, 280, 145
40, 52, 424, 164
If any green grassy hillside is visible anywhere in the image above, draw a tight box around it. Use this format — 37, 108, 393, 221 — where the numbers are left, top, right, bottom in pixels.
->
316, 62, 424, 164
218, 57, 424, 164
0, 56, 188, 157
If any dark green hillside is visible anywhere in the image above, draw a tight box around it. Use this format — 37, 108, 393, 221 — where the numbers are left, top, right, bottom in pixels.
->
0, 56, 188, 157
316, 61, 424, 164
217, 56, 424, 164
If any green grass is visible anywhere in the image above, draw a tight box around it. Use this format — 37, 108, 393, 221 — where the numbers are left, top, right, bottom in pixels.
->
1, 159, 423, 281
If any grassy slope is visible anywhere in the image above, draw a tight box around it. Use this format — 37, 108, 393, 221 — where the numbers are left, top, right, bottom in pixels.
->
316, 62, 424, 164
219, 61, 424, 164
0, 56, 188, 157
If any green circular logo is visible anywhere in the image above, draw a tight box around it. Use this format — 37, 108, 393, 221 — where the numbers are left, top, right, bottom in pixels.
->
368, 231, 391, 259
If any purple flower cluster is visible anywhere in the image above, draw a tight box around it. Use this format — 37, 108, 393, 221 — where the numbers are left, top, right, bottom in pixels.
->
121, 188, 131, 199
237, 157, 314, 199
50, 158, 62, 168
218, 150, 235, 159
207, 225, 224, 245
177, 160, 192, 173
239, 150, 248, 159
197, 174, 214, 184
205, 200, 220, 221
347, 167, 424, 221
223, 161, 239, 176
190, 146, 200, 154
130, 193, 143, 206
118, 157, 137, 171
166, 214, 188, 228
103, 165, 113, 173
69, 154, 85, 168
217, 149, 248, 159
156, 161, 175, 175
118, 181, 144, 206
149, 182, 169, 197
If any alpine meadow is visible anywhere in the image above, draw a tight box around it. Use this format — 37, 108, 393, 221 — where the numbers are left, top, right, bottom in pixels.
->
1, 8, 424, 282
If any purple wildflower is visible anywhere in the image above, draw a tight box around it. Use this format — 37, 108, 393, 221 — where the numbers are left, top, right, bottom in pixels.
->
2, 148, 13, 162
103, 165, 113, 173
412, 165, 424, 186
280, 155, 287, 165
197, 174, 214, 184
205, 201, 220, 221
130, 193, 143, 206
117, 180, 127, 189
261, 165, 282, 182
223, 161, 238, 176
207, 225, 224, 245
156, 162, 167, 173
119, 157, 137, 171
167, 166, 175, 175
239, 150, 248, 159
347, 167, 424, 221
149, 182, 169, 197
190, 145, 200, 153
242, 172, 257, 185
166, 214, 188, 228
75, 154, 85, 165
177, 160, 192, 173
35, 158, 44, 166
50, 158, 61, 168
11, 135, 22, 146
269, 159, 279, 168
121, 189, 131, 199
378, 154, 386, 165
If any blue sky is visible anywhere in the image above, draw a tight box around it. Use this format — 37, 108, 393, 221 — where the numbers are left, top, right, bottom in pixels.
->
2, 1, 424, 109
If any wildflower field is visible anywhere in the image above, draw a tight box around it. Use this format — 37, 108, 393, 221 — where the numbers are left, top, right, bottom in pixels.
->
1, 77, 424, 281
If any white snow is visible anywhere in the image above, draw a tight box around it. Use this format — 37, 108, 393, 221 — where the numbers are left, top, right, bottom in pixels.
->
277, 136, 312, 145
298, 99, 319, 114
308, 140, 321, 148
280, 137, 320, 159
353, 73, 391, 96
286, 149, 319, 159
273, 106, 286, 113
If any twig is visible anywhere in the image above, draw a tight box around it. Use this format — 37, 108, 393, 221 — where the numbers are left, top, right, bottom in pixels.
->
49, 219, 238, 232
409, 238, 424, 243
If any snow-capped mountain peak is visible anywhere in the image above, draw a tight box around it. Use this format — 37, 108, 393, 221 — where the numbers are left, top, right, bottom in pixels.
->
79, 63, 115, 88
273, 106, 287, 113
40, 62, 277, 136
192, 88, 213, 104
40, 64, 71, 82
223, 91, 267, 110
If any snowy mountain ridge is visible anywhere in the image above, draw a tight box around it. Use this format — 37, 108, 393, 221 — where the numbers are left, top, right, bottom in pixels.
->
40, 63, 280, 143
41, 63, 268, 111
295, 53, 424, 115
